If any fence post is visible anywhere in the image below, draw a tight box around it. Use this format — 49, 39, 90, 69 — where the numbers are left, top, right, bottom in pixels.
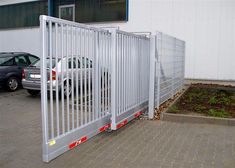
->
156, 34, 160, 109
171, 37, 176, 98
182, 41, 186, 89
148, 35, 156, 119
110, 28, 117, 130
40, 15, 49, 162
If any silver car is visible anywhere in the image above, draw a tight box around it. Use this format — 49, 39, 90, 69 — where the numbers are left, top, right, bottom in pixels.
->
22, 56, 92, 97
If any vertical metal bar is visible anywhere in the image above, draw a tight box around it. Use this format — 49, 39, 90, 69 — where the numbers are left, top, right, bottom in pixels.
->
108, 34, 111, 114
156, 35, 161, 109
123, 35, 126, 113
126, 35, 131, 109
61, 24, 65, 134
110, 28, 117, 130
76, 27, 79, 128
101, 33, 105, 117
106, 33, 109, 113
126, 35, 129, 109
118, 33, 121, 115
40, 15, 49, 162
130, 36, 133, 107
84, 30, 87, 124
119, 34, 122, 114
94, 31, 99, 120
148, 35, 156, 119
92, 31, 95, 121
80, 29, 83, 126
88, 30, 91, 122
66, 25, 70, 132
55, 23, 60, 136
116, 33, 119, 114
98, 32, 101, 119
103, 32, 106, 114
49, 21, 54, 139
71, 26, 75, 130
121, 34, 124, 115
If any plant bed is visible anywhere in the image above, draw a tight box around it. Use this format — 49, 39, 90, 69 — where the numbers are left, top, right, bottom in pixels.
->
167, 84, 235, 118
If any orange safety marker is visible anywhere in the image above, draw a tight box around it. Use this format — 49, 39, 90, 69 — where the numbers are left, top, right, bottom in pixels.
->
69, 136, 87, 150
116, 119, 128, 129
134, 111, 142, 118
99, 123, 111, 132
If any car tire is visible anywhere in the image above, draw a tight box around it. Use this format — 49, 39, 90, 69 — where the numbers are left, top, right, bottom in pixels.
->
27, 89, 40, 96
6, 76, 19, 92
63, 80, 72, 98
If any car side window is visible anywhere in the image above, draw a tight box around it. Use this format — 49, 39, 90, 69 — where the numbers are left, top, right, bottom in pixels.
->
81, 57, 92, 68
76, 58, 80, 68
15, 56, 29, 66
68, 58, 75, 69
0, 56, 14, 66
69, 58, 80, 69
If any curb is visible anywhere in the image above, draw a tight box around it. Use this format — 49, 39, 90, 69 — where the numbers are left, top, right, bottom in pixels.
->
162, 112, 235, 126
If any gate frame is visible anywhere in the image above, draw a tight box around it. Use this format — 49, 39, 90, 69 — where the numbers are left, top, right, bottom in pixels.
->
110, 28, 150, 130
40, 15, 112, 162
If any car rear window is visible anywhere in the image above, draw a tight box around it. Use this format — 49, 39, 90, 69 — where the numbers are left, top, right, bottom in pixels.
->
0, 56, 14, 66
33, 58, 57, 68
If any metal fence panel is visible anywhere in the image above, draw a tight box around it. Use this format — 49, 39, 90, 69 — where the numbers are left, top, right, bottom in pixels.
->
110, 29, 150, 130
40, 15, 111, 162
148, 32, 185, 118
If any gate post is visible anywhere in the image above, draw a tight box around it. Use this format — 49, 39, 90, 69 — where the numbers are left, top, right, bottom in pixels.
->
156, 34, 160, 110
40, 15, 49, 162
148, 35, 156, 119
110, 28, 117, 130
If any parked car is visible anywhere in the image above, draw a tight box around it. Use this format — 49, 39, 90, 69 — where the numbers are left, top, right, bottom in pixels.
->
0, 52, 39, 91
22, 56, 92, 97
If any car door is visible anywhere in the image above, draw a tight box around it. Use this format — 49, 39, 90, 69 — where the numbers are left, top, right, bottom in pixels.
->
68, 57, 81, 83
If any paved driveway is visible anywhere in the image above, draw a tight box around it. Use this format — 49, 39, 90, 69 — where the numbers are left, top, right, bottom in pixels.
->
0, 89, 235, 168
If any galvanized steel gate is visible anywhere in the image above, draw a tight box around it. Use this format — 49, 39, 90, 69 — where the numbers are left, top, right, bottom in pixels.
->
40, 16, 112, 162
40, 16, 185, 162
110, 29, 150, 130
40, 16, 151, 162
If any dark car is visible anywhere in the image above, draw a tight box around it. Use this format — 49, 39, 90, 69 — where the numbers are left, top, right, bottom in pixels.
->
0, 52, 39, 91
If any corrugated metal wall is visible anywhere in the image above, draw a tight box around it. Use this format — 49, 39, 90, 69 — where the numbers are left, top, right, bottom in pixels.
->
0, 0, 234, 80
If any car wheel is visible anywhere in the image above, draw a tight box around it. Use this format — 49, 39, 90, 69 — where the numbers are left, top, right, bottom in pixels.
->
63, 80, 72, 98
27, 89, 40, 96
6, 76, 19, 92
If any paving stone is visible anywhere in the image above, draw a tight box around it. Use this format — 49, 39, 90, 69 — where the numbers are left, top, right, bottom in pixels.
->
1, 89, 235, 168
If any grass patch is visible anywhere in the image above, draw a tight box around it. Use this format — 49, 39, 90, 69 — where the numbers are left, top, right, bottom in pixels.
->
167, 84, 235, 118
168, 105, 179, 113
208, 109, 229, 118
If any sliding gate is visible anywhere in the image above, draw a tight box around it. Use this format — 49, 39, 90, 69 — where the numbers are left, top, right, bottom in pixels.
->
40, 16, 151, 162
40, 16, 112, 162
110, 29, 150, 130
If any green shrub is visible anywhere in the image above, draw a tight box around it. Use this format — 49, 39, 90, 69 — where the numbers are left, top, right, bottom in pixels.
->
218, 97, 231, 106
168, 105, 179, 113
208, 109, 229, 118
194, 105, 207, 112
208, 96, 218, 105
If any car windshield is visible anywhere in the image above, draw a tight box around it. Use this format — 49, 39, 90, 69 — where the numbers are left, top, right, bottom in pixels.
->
0, 56, 14, 66
33, 58, 57, 68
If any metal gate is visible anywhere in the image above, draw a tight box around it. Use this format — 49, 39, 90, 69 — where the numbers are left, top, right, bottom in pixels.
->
40, 15, 185, 162
40, 15, 112, 162
109, 29, 150, 130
